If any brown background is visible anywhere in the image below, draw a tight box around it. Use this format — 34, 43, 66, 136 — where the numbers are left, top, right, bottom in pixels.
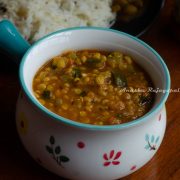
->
0, 0, 180, 179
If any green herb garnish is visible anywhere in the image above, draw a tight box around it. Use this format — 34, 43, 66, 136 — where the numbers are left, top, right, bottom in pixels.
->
51, 64, 57, 69
139, 95, 151, 106
72, 68, 82, 78
80, 91, 87, 97
61, 75, 72, 82
42, 90, 51, 99
111, 70, 127, 87
85, 58, 101, 67
115, 113, 123, 119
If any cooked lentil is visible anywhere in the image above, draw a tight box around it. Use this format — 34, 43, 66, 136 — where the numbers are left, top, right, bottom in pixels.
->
33, 50, 154, 125
112, 0, 147, 22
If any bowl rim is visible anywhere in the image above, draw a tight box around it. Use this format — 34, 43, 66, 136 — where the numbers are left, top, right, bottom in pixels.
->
19, 27, 170, 131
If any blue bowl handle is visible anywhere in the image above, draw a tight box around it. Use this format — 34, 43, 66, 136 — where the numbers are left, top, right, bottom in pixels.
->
0, 19, 31, 65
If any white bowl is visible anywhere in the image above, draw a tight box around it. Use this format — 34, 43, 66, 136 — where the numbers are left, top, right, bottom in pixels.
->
0, 21, 171, 179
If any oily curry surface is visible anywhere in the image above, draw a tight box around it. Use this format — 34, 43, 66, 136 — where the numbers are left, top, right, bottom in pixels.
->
33, 50, 154, 125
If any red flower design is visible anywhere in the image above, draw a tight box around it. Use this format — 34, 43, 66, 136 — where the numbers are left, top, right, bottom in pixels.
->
103, 150, 122, 166
130, 165, 137, 171
158, 114, 161, 121
77, 141, 85, 149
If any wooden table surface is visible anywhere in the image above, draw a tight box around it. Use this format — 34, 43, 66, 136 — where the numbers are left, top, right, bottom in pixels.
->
0, 0, 180, 179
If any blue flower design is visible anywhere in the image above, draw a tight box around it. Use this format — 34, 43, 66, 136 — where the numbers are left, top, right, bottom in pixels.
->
144, 134, 160, 151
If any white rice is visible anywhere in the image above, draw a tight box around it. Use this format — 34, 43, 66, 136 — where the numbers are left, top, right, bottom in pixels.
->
0, 0, 115, 42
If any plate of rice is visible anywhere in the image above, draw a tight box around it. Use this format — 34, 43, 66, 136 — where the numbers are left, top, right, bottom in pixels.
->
0, 0, 165, 43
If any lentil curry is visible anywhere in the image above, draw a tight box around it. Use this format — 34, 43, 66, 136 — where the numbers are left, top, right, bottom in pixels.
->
112, 0, 147, 22
33, 50, 154, 125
